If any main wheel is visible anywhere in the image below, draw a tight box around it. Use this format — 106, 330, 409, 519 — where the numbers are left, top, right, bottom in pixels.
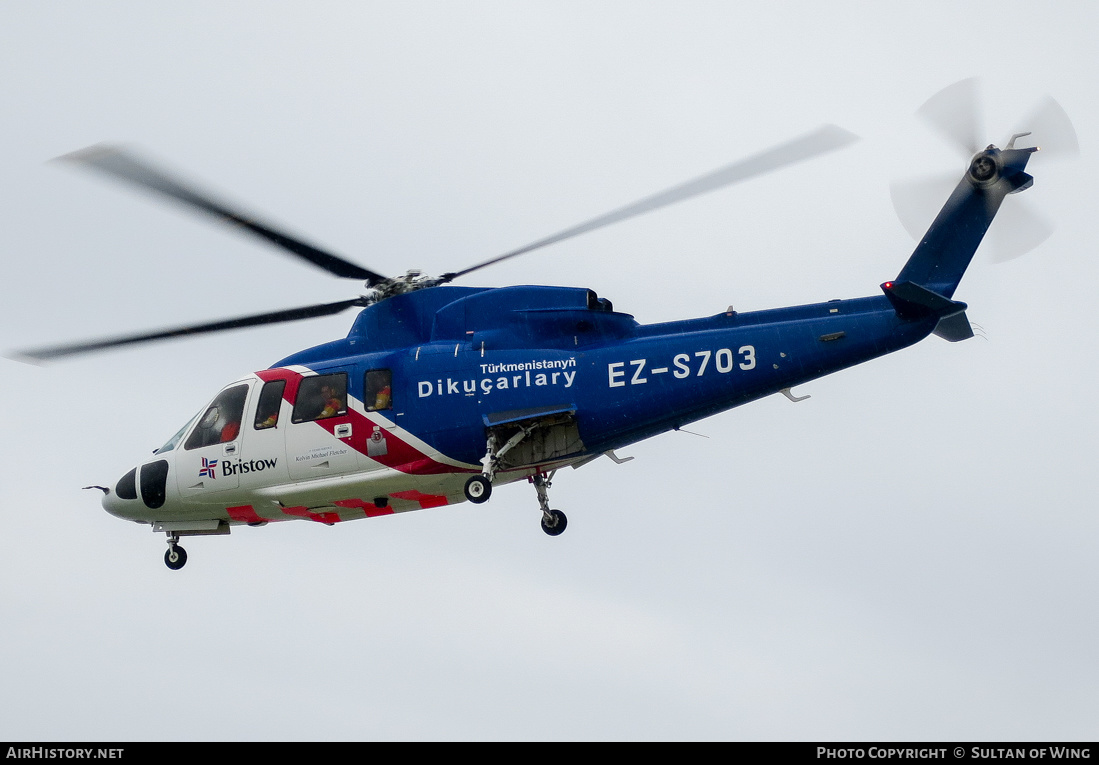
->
541, 509, 567, 536
164, 545, 188, 570
464, 475, 492, 504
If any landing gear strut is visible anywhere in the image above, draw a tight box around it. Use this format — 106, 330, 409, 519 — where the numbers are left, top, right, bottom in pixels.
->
533, 472, 567, 536
468, 425, 540, 505
164, 533, 187, 570
464, 432, 502, 504
473, 428, 569, 535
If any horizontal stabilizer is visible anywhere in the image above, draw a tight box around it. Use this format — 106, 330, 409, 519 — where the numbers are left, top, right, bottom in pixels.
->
881, 280, 966, 319
932, 311, 974, 342
882, 280, 972, 342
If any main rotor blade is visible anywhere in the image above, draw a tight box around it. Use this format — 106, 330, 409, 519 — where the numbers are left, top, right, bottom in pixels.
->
57, 145, 387, 284
10, 298, 368, 362
441, 124, 858, 282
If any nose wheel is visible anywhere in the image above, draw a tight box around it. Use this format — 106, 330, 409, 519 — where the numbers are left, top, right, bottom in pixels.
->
164, 534, 187, 570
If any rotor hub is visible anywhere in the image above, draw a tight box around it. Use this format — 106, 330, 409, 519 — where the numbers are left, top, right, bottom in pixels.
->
966, 149, 1002, 188
366, 269, 446, 303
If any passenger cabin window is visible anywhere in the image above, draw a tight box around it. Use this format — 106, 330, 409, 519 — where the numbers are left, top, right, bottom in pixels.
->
185, 384, 249, 450
254, 379, 286, 429
292, 373, 347, 423
364, 369, 392, 411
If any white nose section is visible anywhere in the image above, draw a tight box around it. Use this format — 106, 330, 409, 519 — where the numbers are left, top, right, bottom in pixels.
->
101, 478, 136, 519
99, 466, 150, 520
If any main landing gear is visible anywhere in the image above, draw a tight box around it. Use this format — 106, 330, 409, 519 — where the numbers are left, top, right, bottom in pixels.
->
464, 470, 566, 535
164, 533, 187, 570
533, 472, 567, 536
465, 432, 567, 536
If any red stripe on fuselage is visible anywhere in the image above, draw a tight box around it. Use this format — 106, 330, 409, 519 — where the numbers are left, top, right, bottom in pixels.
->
227, 505, 269, 523
257, 366, 474, 475
256, 367, 304, 403
333, 498, 395, 517
282, 505, 341, 524
225, 491, 449, 523
389, 490, 449, 509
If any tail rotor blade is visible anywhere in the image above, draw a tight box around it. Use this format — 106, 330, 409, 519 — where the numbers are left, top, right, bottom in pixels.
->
1012, 95, 1079, 158
890, 172, 959, 239
892, 173, 1052, 263
986, 199, 1054, 263
917, 77, 984, 158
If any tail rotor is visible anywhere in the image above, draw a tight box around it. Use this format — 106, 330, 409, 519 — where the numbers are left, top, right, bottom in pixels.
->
891, 78, 1078, 263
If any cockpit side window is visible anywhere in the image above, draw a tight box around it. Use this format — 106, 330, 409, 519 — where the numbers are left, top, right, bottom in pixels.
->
254, 379, 286, 429
364, 369, 392, 411
184, 384, 249, 450
291, 373, 347, 424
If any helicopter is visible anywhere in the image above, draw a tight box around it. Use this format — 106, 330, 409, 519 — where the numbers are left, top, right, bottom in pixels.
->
13, 82, 1075, 570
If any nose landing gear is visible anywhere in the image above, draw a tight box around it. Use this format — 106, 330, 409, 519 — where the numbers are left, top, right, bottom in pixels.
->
164, 534, 187, 570
152, 520, 229, 569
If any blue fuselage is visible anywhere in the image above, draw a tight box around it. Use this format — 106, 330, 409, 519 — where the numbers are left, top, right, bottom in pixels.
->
273, 286, 935, 467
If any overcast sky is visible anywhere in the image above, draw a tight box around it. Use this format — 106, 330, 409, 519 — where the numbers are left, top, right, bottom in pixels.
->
1, 1, 1097, 742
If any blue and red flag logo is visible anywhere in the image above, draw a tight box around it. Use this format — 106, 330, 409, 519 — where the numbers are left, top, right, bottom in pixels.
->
199, 458, 218, 479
